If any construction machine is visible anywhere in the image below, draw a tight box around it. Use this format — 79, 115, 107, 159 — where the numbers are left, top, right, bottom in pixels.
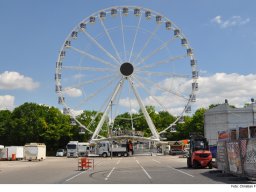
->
187, 133, 212, 169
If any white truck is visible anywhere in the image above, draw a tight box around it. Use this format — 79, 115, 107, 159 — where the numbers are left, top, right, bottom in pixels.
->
89, 141, 129, 157
77, 142, 90, 157
24, 143, 46, 161
66, 141, 79, 157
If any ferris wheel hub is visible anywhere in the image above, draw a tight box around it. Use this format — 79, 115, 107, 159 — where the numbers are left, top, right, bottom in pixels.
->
120, 62, 134, 76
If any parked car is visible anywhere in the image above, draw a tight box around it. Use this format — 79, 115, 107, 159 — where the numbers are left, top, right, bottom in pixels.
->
56, 149, 66, 157
169, 149, 188, 156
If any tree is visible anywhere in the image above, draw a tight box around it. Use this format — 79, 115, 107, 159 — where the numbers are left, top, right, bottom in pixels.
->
0, 110, 12, 145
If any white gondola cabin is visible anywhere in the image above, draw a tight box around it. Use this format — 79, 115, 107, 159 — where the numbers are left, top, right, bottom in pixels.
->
192, 82, 199, 91
60, 51, 65, 58
70, 117, 76, 125
80, 23, 86, 30
174, 29, 180, 37
192, 71, 199, 79
156, 15, 162, 24
58, 96, 65, 104
100, 11, 106, 20
185, 106, 192, 113
166, 21, 171, 30
111, 8, 117, 16
145, 11, 151, 19
55, 85, 62, 92
190, 94, 196, 102
71, 31, 78, 39
63, 107, 70, 115
56, 62, 62, 68
79, 126, 85, 134
134, 8, 140, 16
190, 59, 196, 67
187, 48, 193, 56
65, 40, 71, 48
55, 73, 61, 80
122, 7, 129, 15
89, 16, 96, 24
181, 38, 188, 46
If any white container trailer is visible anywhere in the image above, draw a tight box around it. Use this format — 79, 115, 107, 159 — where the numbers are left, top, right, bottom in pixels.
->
5, 146, 24, 160
0, 146, 7, 160
24, 143, 46, 161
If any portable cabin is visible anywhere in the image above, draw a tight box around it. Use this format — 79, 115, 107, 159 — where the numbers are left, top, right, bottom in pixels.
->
24, 143, 46, 161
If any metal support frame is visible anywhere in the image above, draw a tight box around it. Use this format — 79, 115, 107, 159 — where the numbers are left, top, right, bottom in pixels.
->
128, 77, 160, 140
91, 77, 125, 140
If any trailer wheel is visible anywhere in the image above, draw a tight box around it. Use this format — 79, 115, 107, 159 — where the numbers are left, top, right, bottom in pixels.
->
123, 152, 128, 157
102, 152, 108, 158
117, 153, 122, 157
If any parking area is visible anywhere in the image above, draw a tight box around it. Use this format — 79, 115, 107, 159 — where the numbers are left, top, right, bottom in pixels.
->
0, 155, 255, 184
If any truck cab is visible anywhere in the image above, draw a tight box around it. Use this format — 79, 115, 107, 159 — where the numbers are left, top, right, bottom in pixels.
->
66, 141, 78, 158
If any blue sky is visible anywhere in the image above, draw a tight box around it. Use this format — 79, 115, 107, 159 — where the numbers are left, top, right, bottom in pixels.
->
0, 0, 256, 115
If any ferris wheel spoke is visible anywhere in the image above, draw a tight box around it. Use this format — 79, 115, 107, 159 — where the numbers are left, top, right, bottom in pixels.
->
62, 65, 116, 72
132, 75, 169, 112
135, 70, 190, 79
70, 46, 116, 68
132, 25, 161, 65
65, 74, 116, 90
74, 75, 120, 110
82, 30, 120, 65
135, 74, 189, 101
99, 18, 123, 64
86, 89, 117, 132
137, 54, 188, 71
120, 11, 127, 62
129, 13, 143, 62
136, 36, 176, 67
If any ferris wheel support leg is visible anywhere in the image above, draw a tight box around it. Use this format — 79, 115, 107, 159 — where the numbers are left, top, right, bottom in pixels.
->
91, 78, 125, 141
128, 78, 160, 140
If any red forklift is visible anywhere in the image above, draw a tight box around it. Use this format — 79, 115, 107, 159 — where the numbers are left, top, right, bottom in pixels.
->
187, 133, 212, 169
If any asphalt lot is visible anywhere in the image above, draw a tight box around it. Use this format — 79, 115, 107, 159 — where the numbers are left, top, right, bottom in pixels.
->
0, 155, 255, 184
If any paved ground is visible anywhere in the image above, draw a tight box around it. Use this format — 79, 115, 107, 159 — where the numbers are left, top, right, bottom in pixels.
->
0, 155, 255, 184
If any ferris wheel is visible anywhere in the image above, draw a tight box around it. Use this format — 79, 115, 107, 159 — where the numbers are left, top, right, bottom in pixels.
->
55, 6, 198, 141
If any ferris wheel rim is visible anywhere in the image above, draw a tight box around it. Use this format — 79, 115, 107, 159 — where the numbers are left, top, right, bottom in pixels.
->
55, 5, 199, 140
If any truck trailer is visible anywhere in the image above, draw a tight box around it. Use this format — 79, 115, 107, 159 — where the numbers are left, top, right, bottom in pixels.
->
89, 141, 129, 157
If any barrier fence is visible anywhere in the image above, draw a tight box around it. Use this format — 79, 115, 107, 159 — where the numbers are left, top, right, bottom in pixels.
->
216, 126, 256, 179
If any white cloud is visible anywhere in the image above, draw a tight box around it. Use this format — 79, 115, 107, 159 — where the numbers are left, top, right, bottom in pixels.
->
211, 15, 250, 28
118, 73, 256, 116
119, 97, 139, 109
63, 87, 82, 97
0, 71, 39, 90
0, 95, 15, 110
196, 73, 256, 108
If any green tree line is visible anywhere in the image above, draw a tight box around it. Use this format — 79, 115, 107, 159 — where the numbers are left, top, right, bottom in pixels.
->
0, 102, 207, 155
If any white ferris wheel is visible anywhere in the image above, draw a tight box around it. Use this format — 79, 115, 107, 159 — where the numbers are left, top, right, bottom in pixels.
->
55, 6, 199, 142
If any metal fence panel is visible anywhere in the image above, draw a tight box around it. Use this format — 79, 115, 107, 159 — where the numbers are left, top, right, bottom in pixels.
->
217, 141, 229, 172
226, 142, 243, 175
244, 138, 256, 177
